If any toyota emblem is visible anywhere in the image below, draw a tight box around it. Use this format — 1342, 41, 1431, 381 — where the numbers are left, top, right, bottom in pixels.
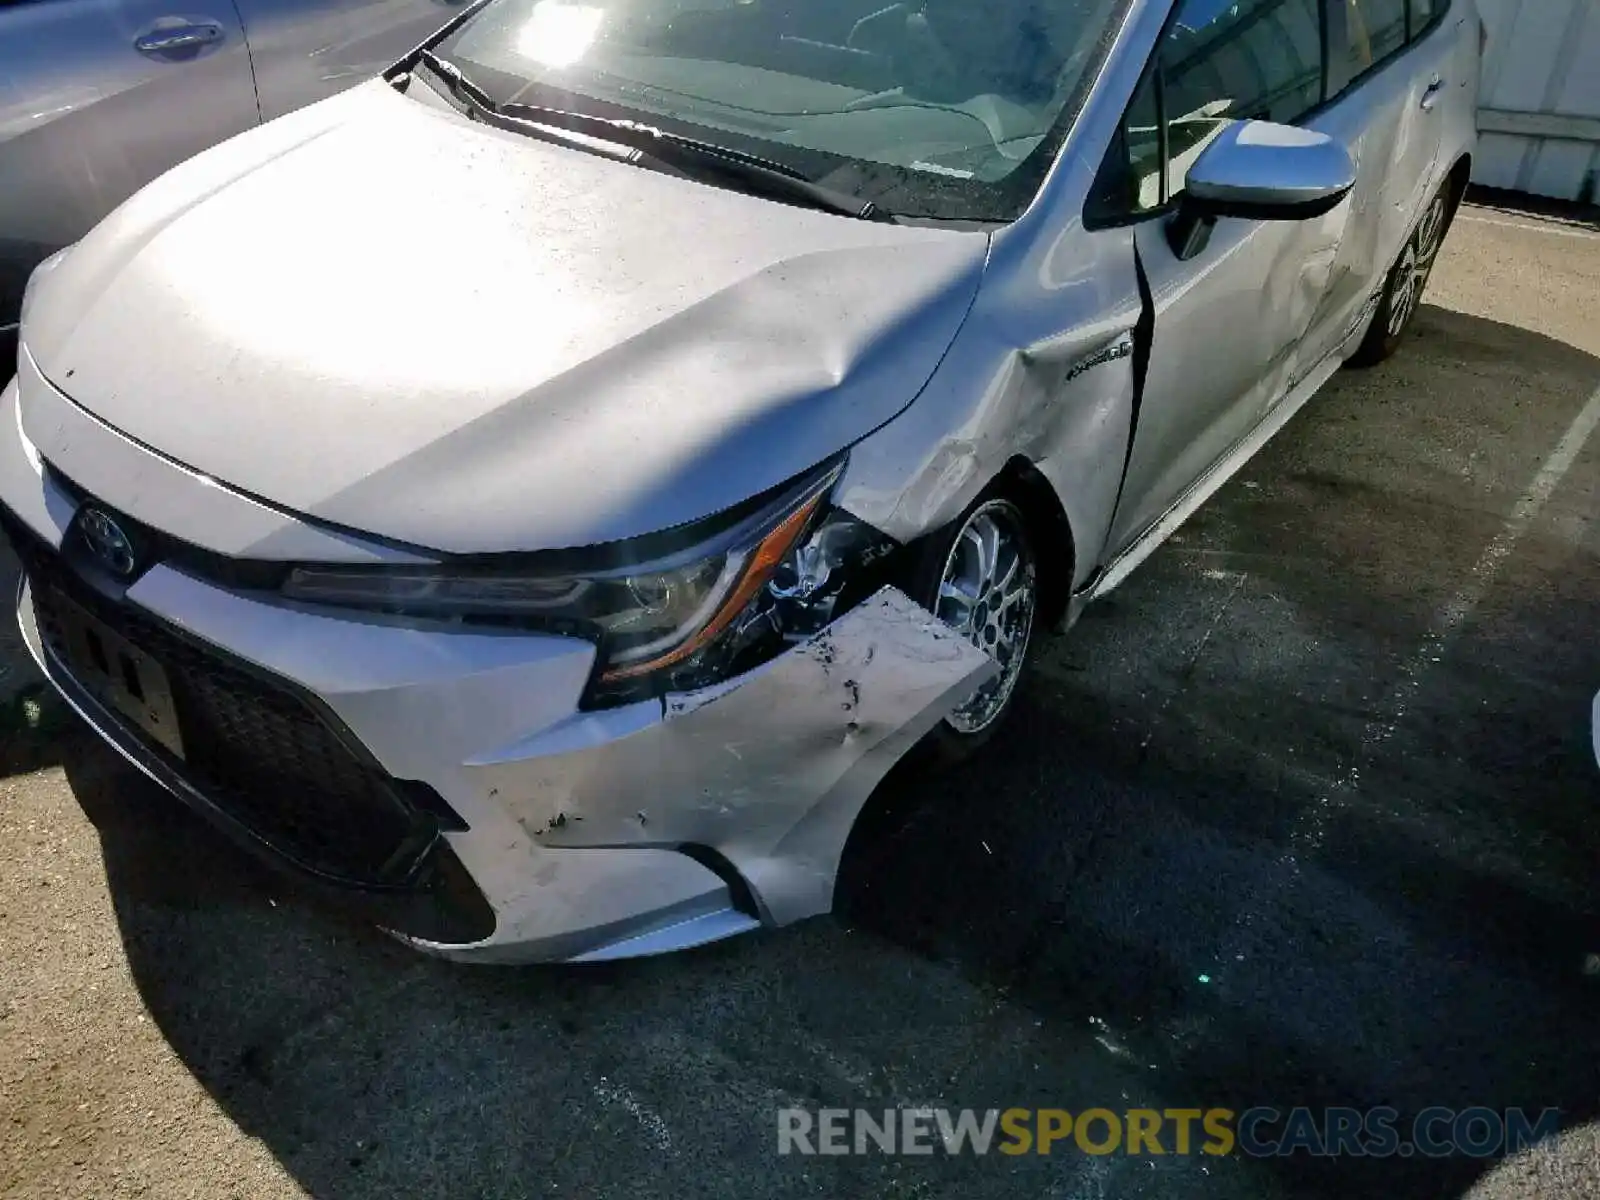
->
77, 507, 139, 578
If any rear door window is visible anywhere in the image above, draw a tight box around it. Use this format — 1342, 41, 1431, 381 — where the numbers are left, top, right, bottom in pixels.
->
1164, 0, 1326, 126
1408, 0, 1439, 38
1338, 0, 1408, 75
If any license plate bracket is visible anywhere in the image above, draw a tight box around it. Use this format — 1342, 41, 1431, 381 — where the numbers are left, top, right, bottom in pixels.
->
51, 590, 186, 760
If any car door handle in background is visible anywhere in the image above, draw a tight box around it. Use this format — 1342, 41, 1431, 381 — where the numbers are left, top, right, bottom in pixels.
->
134, 22, 225, 57
1420, 76, 1445, 111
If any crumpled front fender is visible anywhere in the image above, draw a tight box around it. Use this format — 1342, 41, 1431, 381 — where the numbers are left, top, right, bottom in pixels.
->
468, 587, 998, 930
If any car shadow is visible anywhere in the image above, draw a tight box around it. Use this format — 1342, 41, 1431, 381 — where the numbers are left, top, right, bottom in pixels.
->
839, 303, 1600, 1197
1, 326, 16, 391
1465, 184, 1600, 231
0, 685, 75, 777
1, 534, 65, 777
53, 303, 1600, 1199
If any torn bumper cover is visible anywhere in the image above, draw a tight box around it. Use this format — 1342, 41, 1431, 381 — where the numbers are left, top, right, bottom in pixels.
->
445, 587, 997, 963
11, 498, 993, 961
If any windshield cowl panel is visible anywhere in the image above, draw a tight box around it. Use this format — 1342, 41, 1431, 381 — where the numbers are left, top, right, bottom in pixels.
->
431, 0, 1133, 222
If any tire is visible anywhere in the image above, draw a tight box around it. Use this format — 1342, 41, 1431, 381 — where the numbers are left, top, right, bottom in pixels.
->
1347, 179, 1456, 368
906, 489, 1041, 763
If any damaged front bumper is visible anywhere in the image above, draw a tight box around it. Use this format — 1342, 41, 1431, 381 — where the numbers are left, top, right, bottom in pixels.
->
14, 565, 992, 962
3, 402, 994, 961
1, 363, 998, 963
443, 585, 997, 962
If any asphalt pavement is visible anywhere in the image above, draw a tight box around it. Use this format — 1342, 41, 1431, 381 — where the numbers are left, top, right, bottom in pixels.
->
3, 201, 1599, 1199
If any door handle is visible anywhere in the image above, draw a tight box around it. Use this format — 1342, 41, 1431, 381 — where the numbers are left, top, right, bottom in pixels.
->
134, 22, 225, 56
1420, 76, 1445, 111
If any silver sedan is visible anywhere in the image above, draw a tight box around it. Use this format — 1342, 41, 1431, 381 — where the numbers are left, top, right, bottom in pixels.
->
0, 0, 467, 368
3, 0, 1484, 962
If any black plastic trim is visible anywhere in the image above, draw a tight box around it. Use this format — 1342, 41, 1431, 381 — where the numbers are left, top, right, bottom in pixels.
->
3, 504, 482, 905
16, 570, 496, 944
1187, 182, 1356, 224
676, 844, 762, 920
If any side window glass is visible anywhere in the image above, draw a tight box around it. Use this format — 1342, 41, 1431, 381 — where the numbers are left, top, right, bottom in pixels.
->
1408, 0, 1437, 39
1124, 70, 1165, 213
1340, 0, 1407, 75
1111, 0, 1324, 217
1164, 0, 1324, 127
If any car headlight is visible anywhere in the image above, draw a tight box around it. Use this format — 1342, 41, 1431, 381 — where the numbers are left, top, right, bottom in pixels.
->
281, 458, 900, 706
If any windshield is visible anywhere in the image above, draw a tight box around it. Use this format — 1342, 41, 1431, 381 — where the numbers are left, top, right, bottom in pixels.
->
430, 0, 1131, 221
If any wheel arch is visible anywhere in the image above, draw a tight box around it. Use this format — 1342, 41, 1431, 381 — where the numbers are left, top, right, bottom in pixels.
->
1445, 152, 1472, 216
987, 455, 1077, 633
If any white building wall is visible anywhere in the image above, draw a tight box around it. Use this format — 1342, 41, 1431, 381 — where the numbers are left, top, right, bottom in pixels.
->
1472, 0, 1600, 202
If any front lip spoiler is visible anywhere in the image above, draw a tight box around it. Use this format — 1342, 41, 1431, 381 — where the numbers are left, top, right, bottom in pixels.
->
13, 574, 497, 946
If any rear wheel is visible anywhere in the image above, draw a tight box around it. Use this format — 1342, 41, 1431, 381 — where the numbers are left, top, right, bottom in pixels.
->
910, 492, 1040, 762
1348, 182, 1454, 367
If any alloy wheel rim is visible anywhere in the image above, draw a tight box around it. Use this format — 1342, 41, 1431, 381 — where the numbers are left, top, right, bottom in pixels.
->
934, 500, 1037, 735
1388, 196, 1446, 338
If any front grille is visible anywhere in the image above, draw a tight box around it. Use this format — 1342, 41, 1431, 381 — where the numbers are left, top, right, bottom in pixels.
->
16, 529, 441, 888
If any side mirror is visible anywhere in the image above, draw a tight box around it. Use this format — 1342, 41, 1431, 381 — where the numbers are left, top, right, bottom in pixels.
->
1167, 119, 1356, 260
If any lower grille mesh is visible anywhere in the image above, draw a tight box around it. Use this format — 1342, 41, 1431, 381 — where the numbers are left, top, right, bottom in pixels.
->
20, 535, 436, 886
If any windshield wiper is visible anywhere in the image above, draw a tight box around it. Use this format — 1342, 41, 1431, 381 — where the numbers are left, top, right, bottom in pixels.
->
414, 50, 889, 222
496, 100, 892, 222
416, 49, 500, 111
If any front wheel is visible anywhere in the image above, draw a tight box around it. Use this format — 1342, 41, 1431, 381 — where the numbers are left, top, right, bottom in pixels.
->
1347, 184, 1453, 367
908, 492, 1040, 762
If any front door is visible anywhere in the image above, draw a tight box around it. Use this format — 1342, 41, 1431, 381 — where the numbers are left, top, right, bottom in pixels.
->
1103, 0, 1353, 554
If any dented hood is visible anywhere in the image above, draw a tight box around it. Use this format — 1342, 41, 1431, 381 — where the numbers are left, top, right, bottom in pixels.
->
23, 82, 986, 553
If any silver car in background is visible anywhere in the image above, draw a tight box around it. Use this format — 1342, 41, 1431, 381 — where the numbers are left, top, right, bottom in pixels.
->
0, 0, 467, 369
1, 0, 1481, 962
